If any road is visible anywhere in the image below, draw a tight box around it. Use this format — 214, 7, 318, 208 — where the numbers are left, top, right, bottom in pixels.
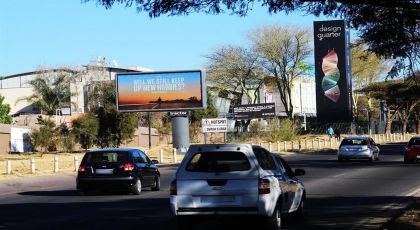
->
0, 143, 419, 230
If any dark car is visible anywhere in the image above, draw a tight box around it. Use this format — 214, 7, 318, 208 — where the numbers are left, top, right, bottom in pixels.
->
404, 136, 420, 163
76, 148, 160, 195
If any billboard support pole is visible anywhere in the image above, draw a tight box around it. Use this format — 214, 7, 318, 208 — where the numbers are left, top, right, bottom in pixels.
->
172, 116, 190, 152
148, 112, 152, 149
204, 133, 207, 144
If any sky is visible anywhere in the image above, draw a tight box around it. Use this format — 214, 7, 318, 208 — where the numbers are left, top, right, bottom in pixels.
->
0, 0, 338, 76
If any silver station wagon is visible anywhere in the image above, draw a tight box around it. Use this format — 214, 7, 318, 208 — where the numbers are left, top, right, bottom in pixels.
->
169, 144, 306, 230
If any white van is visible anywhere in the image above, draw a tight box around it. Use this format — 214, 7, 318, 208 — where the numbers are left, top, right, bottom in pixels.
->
169, 144, 306, 230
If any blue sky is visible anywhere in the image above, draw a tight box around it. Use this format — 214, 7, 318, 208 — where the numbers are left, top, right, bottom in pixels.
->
0, 0, 337, 76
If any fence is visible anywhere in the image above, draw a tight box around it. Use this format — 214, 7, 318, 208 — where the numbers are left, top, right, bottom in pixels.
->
255, 133, 416, 153
2, 148, 183, 176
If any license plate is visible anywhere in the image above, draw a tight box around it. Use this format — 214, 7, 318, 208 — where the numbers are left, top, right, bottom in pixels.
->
201, 196, 234, 203
95, 169, 113, 174
416, 155, 420, 159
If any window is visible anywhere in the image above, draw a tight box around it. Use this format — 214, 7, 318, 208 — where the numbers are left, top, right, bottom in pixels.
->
139, 151, 150, 164
408, 138, 420, 147
87, 151, 129, 164
186, 151, 251, 172
340, 139, 368, 146
278, 157, 294, 177
253, 147, 276, 170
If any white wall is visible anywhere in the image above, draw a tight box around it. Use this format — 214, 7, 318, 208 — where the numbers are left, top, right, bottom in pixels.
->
0, 88, 35, 114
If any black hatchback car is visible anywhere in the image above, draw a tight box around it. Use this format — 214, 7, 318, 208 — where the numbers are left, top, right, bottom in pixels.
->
76, 148, 160, 195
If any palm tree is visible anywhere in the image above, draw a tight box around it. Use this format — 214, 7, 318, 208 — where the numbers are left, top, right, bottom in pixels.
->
19, 73, 75, 115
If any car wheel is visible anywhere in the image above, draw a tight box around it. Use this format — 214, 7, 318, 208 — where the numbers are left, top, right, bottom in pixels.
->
151, 175, 161, 191
266, 205, 282, 230
176, 216, 193, 230
131, 178, 142, 195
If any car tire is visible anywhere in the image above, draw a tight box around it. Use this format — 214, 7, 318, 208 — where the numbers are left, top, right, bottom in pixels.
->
151, 175, 161, 191
131, 178, 142, 195
266, 205, 282, 230
176, 216, 193, 230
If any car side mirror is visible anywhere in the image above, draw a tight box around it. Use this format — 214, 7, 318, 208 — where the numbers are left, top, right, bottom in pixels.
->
294, 168, 306, 176
151, 160, 159, 165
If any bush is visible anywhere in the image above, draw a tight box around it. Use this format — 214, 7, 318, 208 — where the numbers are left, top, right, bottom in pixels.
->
249, 120, 262, 134
30, 117, 58, 153
72, 113, 98, 150
189, 122, 201, 143
267, 118, 295, 141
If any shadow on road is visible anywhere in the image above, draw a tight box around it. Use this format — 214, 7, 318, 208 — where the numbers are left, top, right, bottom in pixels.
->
0, 194, 415, 230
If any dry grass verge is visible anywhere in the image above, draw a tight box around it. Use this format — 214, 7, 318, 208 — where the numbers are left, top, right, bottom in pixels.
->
0, 145, 184, 180
381, 198, 420, 230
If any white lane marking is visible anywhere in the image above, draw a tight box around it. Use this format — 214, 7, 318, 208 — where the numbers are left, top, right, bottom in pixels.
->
332, 172, 347, 178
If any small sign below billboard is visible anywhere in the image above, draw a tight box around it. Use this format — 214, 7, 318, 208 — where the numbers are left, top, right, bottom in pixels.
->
202, 118, 227, 133
232, 103, 276, 120
168, 111, 189, 117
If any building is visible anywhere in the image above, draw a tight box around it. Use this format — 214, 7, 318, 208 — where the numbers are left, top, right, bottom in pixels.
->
0, 65, 152, 117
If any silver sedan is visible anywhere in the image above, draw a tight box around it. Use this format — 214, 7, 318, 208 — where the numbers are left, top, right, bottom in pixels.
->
337, 136, 380, 161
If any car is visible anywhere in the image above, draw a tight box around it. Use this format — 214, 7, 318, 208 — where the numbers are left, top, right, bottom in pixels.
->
404, 136, 420, 163
169, 144, 306, 230
76, 148, 160, 195
337, 136, 380, 161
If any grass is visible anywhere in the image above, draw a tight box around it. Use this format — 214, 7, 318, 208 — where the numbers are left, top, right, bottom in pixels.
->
381, 198, 420, 230
0, 144, 184, 180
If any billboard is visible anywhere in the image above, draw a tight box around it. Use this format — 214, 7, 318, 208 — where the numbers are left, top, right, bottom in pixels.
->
116, 70, 206, 112
232, 103, 276, 120
314, 20, 352, 122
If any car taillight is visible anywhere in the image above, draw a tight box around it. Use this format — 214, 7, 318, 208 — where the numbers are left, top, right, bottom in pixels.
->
258, 178, 270, 194
170, 179, 177, 195
78, 164, 86, 172
123, 163, 135, 171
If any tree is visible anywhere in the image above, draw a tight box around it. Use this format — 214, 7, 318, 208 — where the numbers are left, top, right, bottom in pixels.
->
360, 80, 420, 134
20, 71, 75, 115
206, 45, 264, 131
190, 90, 219, 142
89, 81, 139, 148
351, 42, 389, 121
72, 113, 99, 150
87, 0, 418, 79
250, 25, 311, 119
394, 80, 420, 133
206, 45, 264, 105
0, 95, 12, 124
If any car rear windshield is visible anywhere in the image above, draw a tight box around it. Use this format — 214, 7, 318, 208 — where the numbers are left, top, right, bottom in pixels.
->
85, 151, 130, 164
408, 138, 420, 146
186, 151, 251, 172
340, 139, 368, 146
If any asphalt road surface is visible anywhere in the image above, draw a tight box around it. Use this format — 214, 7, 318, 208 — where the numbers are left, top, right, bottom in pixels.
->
0, 143, 419, 230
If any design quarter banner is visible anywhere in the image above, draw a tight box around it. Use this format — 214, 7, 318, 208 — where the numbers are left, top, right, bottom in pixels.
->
314, 20, 352, 122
